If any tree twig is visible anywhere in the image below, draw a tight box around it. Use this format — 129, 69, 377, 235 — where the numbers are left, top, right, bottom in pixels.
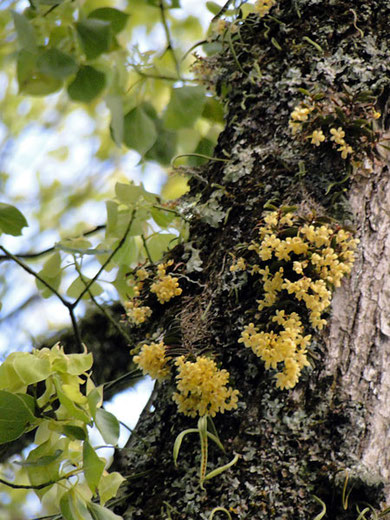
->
72, 211, 136, 307
0, 224, 106, 263
74, 262, 134, 345
158, 0, 181, 78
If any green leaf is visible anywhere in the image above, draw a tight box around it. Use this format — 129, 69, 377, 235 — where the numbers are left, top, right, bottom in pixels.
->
0, 203, 28, 236
206, 1, 221, 14
87, 8, 129, 34
204, 453, 239, 482
145, 233, 178, 262
87, 386, 103, 420
150, 207, 175, 228
106, 95, 124, 145
164, 86, 206, 129
63, 425, 87, 440
87, 501, 123, 520
83, 440, 105, 493
11, 11, 37, 51
188, 138, 215, 166
95, 408, 120, 446
36, 253, 62, 298
173, 428, 198, 467
0, 391, 36, 444
17, 449, 63, 467
27, 439, 64, 497
144, 127, 177, 166
12, 352, 51, 386
76, 19, 112, 60
123, 106, 157, 155
54, 377, 91, 424
66, 276, 103, 299
17, 50, 62, 95
112, 236, 138, 266
98, 472, 125, 506
67, 66, 106, 103
60, 489, 95, 520
41, 252, 62, 277
37, 49, 78, 80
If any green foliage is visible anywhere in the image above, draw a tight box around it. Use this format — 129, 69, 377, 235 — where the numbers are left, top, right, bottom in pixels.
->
0, 203, 28, 236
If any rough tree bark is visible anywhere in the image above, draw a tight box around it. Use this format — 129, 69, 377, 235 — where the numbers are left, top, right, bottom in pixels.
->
106, 1, 390, 518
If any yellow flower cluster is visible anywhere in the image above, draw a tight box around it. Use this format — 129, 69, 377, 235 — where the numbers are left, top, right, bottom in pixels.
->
254, 0, 276, 17
237, 210, 359, 389
150, 260, 182, 304
230, 256, 246, 272
173, 356, 239, 417
239, 312, 311, 389
133, 341, 171, 381
124, 301, 152, 325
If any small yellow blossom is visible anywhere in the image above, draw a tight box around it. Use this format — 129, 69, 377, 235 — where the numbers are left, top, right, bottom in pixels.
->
133, 341, 171, 380
310, 129, 325, 146
151, 261, 182, 304
330, 127, 346, 145
372, 110, 381, 119
254, 0, 276, 17
230, 257, 247, 272
338, 143, 353, 159
136, 268, 149, 281
173, 356, 239, 417
124, 301, 152, 325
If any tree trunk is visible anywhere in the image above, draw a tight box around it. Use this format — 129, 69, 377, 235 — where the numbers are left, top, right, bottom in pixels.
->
110, 1, 390, 518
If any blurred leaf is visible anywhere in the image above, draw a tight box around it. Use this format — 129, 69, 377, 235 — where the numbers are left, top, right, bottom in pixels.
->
11, 11, 37, 51
76, 19, 112, 60
67, 66, 106, 102
164, 86, 206, 129
83, 440, 105, 493
188, 137, 215, 166
123, 106, 157, 155
98, 472, 125, 506
66, 276, 103, 299
0, 391, 35, 444
88, 8, 129, 34
107, 95, 124, 145
145, 233, 178, 262
161, 175, 189, 200
0, 203, 28, 236
95, 408, 120, 445
206, 1, 221, 14
88, 502, 123, 520
37, 49, 78, 80
63, 425, 87, 440
17, 50, 62, 95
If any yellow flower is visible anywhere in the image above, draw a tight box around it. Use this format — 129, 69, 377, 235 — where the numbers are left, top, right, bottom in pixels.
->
254, 0, 276, 17
173, 356, 239, 417
310, 129, 325, 146
230, 257, 247, 272
330, 127, 345, 145
133, 341, 171, 380
124, 301, 152, 325
338, 143, 353, 159
372, 110, 381, 119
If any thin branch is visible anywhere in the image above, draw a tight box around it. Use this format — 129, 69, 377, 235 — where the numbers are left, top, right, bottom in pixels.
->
158, 0, 181, 78
0, 246, 83, 352
72, 210, 136, 307
129, 63, 191, 82
103, 369, 142, 390
0, 224, 106, 263
74, 262, 134, 345
211, 0, 235, 21
141, 234, 153, 264
0, 471, 73, 490
0, 246, 69, 307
